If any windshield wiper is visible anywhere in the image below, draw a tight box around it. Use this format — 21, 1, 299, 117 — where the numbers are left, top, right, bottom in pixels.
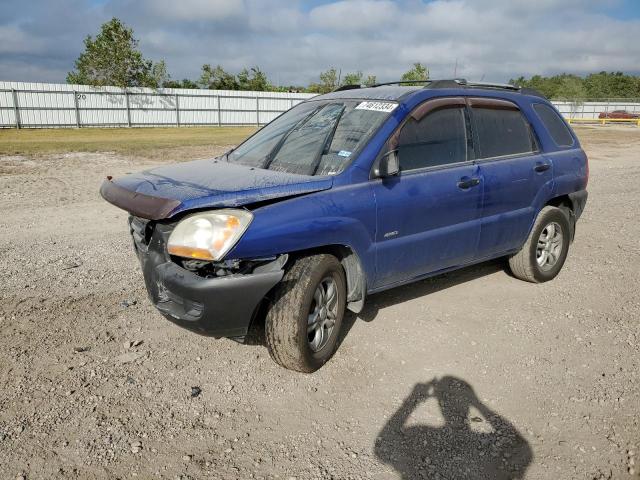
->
220, 147, 234, 162
261, 105, 323, 170
310, 105, 346, 175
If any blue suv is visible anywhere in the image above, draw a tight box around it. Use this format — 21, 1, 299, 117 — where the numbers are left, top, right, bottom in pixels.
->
101, 79, 588, 372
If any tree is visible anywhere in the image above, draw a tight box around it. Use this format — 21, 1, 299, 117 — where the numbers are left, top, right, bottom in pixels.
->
584, 71, 640, 99
308, 68, 377, 93
511, 72, 640, 100
198, 64, 238, 90
401, 63, 429, 85
163, 78, 199, 89
237, 67, 270, 91
558, 76, 587, 101
342, 71, 363, 86
66, 18, 165, 88
363, 75, 377, 87
149, 60, 170, 88
308, 68, 340, 94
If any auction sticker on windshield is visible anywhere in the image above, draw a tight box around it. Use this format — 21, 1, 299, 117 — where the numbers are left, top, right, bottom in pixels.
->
355, 101, 398, 113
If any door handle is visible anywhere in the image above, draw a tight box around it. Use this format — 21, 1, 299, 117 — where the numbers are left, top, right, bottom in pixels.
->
534, 162, 551, 172
457, 177, 480, 189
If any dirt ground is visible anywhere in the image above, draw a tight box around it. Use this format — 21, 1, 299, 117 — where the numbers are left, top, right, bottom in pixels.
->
0, 126, 639, 480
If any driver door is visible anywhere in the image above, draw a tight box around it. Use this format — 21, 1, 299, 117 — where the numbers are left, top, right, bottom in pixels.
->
371, 98, 483, 289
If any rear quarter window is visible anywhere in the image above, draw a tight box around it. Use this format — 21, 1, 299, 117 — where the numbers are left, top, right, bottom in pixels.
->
533, 103, 575, 147
472, 107, 536, 159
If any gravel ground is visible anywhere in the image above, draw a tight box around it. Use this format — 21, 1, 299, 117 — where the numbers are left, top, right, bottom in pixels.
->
0, 127, 639, 480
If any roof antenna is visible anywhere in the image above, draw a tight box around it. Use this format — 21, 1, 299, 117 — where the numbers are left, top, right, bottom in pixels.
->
480, 74, 485, 81
453, 58, 458, 77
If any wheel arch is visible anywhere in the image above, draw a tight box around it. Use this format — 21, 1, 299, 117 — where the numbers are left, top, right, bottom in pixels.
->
545, 194, 576, 241
288, 244, 367, 313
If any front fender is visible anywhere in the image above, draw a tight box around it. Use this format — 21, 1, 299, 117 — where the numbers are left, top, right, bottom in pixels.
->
227, 183, 377, 284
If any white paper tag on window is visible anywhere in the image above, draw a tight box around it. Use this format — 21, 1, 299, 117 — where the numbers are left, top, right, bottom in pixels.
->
355, 101, 398, 113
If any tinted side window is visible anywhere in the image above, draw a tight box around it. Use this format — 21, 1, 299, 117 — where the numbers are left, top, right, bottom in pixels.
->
472, 107, 535, 159
397, 107, 468, 171
533, 103, 575, 147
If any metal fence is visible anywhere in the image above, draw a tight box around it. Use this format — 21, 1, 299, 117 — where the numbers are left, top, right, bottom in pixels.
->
553, 99, 640, 123
1, 81, 640, 129
0, 81, 316, 129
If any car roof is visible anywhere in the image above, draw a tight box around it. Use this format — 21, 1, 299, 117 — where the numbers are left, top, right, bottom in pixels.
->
312, 85, 422, 102
310, 80, 547, 106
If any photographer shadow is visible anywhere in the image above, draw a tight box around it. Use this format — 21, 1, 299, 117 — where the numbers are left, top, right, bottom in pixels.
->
375, 376, 532, 479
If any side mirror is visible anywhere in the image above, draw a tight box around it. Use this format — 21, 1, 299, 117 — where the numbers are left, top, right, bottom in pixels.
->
375, 150, 400, 178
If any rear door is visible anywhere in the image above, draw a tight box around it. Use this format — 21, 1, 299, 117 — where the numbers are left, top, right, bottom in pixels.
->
470, 98, 553, 258
372, 98, 483, 288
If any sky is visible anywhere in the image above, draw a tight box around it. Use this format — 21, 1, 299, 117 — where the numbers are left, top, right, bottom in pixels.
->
1, 0, 639, 86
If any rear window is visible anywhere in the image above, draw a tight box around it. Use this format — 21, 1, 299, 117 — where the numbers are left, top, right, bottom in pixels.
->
472, 107, 536, 159
533, 103, 575, 147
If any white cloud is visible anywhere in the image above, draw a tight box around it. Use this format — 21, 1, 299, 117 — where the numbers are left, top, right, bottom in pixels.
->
143, 0, 245, 21
309, 0, 399, 31
0, 0, 639, 85
0, 25, 41, 54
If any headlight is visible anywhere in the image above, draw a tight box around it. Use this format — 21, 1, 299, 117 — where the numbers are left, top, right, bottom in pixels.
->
167, 209, 253, 261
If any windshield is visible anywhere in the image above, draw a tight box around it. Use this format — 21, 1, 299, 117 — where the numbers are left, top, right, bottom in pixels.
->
226, 100, 396, 176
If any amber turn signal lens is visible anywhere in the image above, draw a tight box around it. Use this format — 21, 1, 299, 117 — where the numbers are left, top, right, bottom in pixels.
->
167, 245, 214, 261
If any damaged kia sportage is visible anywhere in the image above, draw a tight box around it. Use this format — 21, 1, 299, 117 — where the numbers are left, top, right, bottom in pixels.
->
101, 79, 588, 372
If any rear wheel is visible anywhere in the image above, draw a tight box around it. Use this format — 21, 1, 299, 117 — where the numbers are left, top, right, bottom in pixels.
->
265, 254, 346, 373
508, 206, 571, 283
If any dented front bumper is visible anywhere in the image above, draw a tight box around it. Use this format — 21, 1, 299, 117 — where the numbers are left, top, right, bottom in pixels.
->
130, 217, 283, 338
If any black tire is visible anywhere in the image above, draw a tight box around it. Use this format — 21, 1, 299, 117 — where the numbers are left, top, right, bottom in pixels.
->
508, 206, 571, 283
265, 254, 346, 373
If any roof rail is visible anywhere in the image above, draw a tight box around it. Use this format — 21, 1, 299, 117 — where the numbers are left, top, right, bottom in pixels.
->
426, 79, 467, 88
423, 79, 521, 91
333, 78, 547, 98
462, 80, 520, 91
370, 80, 432, 87
425, 79, 547, 98
332, 84, 363, 92
369, 78, 522, 92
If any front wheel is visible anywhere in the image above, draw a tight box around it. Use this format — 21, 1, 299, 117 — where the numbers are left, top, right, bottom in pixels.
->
508, 206, 571, 283
265, 254, 346, 373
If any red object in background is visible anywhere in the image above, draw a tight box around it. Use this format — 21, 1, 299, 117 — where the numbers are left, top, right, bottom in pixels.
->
598, 110, 640, 119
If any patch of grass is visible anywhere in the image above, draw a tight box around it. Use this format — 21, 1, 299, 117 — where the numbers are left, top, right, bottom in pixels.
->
0, 127, 257, 157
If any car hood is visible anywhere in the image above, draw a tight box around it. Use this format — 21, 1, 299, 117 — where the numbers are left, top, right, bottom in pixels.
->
100, 158, 333, 220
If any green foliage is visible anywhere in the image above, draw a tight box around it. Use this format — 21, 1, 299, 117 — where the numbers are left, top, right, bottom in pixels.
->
308, 68, 340, 93
342, 71, 363, 86
237, 67, 270, 91
150, 60, 170, 88
270, 85, 306, 93
163, 78, 200, 89
363, 75, 377, 87
511, 72, 640, 99
307, 68, 377, 93
66, 18, 166, 88
198, 65, 272, 91
401, 63, 429, 85
198, 64, 239, 90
